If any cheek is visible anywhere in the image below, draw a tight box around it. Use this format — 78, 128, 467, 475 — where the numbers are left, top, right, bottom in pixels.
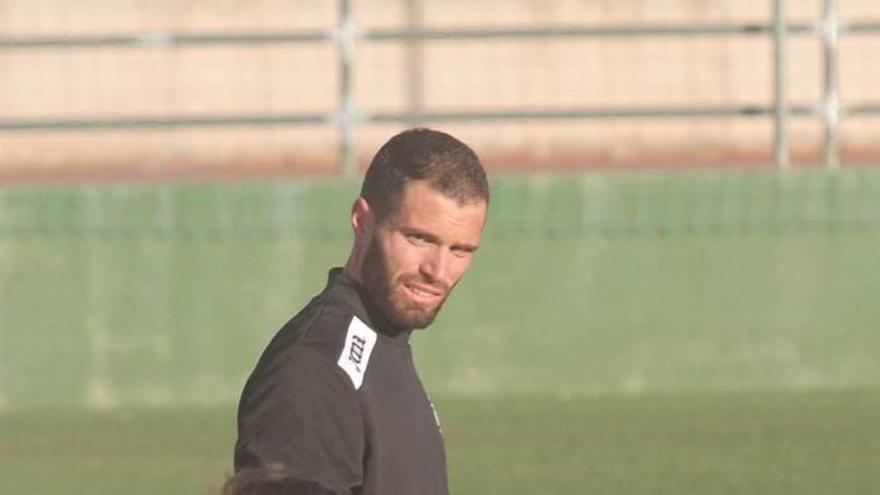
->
448, 257, 473, 284
382, 237, 421, 276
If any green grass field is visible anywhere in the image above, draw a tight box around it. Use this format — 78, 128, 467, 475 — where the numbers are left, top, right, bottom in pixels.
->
3, 389, 878, 495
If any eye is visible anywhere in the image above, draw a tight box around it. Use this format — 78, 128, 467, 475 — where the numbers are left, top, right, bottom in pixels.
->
406, 232, 430, 245
451, 247, 474, 258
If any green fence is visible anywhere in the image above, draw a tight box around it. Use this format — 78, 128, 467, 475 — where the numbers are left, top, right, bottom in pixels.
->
4, 170, 880, 240
2, 169, 879, 410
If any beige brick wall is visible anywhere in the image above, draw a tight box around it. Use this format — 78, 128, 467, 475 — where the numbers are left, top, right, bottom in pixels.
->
0, 0, 878, 179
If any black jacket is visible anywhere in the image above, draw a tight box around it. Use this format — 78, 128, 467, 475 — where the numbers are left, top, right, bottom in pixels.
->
235, 268, 448, 495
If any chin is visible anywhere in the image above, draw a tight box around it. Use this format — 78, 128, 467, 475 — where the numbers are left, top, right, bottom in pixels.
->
388, 300, 442, 330
389, 309, 435, 330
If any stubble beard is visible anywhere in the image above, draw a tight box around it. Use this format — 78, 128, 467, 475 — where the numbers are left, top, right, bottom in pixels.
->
361, 235, 449, 330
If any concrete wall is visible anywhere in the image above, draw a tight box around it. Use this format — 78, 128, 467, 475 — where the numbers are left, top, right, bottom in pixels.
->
1, 0, 879, 178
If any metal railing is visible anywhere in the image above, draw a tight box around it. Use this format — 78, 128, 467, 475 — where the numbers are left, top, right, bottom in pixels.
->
1, 0, 878, 175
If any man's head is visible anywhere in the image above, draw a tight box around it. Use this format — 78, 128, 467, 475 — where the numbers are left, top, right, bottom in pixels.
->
222, 465, 334, 495
345, 128, 489, 330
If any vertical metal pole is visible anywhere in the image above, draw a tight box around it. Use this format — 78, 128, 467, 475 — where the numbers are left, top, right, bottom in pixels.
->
822, 0, 840, 170
773, 0, 790, 170
338, 0, 356, 177
405, 0, 424, 126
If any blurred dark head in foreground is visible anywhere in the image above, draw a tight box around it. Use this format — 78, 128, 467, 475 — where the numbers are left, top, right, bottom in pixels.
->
223, 464, 335, 495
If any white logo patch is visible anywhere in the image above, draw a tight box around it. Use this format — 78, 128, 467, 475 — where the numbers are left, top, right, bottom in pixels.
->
337, 316, 377, 390
430, 400, 442, 433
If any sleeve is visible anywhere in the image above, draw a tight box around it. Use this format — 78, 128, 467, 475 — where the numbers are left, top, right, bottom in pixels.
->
234, 345, 365, 494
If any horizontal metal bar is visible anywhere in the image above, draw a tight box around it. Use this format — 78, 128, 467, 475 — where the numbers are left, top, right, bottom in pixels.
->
372, 107, 762, 121
848, 104, 880, 115
843, 21, 880, 33
4, 21, 880, 51
3, 21, 867, 50
0, 106, 823, 131
0, 114, 331, 131
0, 30, 332, 50
366, 23, 818, 40
370, 105, 819, 121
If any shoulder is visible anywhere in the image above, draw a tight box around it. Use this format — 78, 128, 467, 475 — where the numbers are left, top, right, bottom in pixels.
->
240, 343, 354, 408
235, 343, 367, 486
295, 311, 380, 392
237, 344, 363, 448
250, 308, 380, 400
269, 281, 381, 387
257, 288, 351, 364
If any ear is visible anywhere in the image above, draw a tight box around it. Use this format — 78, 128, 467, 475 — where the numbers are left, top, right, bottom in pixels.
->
351, 197, 373, 241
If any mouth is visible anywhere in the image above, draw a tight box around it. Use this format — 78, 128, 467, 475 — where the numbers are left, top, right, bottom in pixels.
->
402, 282, 445, 305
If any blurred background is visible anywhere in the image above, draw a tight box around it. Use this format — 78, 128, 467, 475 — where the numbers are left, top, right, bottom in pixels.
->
1, 1, 879, 494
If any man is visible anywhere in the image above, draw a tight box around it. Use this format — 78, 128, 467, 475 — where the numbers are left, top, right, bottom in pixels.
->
234, 128, 490, 495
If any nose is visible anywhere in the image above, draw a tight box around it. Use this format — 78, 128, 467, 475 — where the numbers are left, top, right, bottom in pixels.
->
419, 247, 450, 285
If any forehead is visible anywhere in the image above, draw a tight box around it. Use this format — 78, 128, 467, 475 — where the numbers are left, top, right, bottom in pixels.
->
386, 181, 487, 238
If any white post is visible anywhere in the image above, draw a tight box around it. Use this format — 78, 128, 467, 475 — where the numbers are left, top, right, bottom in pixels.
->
773, 0, 790, 170
822, 0, 840, 170
338, 0, 356, 177
405, 0, 424, 126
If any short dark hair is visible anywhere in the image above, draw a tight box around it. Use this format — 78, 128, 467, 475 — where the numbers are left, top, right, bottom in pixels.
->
222, 465, 335, 495
361, 128, 489, 221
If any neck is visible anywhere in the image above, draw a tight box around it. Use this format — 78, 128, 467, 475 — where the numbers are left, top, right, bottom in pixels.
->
342, 250, 363, 285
